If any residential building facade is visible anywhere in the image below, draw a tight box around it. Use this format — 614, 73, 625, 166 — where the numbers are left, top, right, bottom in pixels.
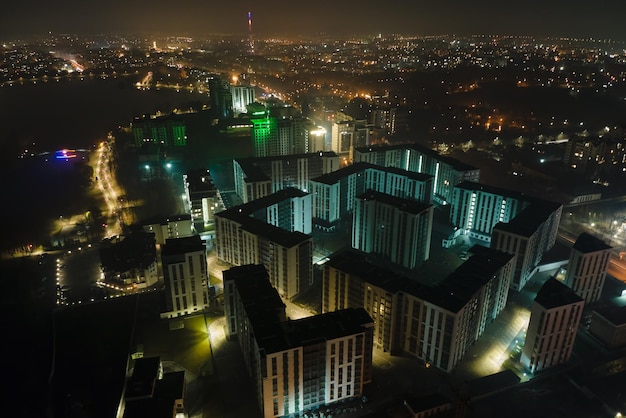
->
521, 278, 584, 373
224, 264, 374, 418
142, 214, 194, 245
353, 143, 480, 206
309, 162, 433, 231
564, 232, 612, 304
183, 169, 222, 231
160, 235, 210, 318
352, 190, 433, 270
322, 247, 514, 372
215, 202, 313, 300
234, 152, 339, 204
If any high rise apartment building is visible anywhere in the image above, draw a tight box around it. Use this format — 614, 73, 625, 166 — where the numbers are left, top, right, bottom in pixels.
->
521, 278, 584, 373
353, 143, 480, 206
322, 247, 513, 371
233, 152, 339, 204
215, 190, 313, 300
309, 162, 433, 231
450, 182, 526, 243
231, 84, 256, 115
251, 105, 310, 157
208, 74, 233, 118
182, 169, 222, 231
331, 119, 371, 161
224, 264, 374, 418
490, 202, 562, 291
160, 235, 210, 318
449, 181, 562, 291
131, 114, 187, 149
352, 190, 433, 270
564, 232, 611, 304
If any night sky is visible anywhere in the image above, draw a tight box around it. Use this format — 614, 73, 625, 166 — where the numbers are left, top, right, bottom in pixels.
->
2, 0, 626, 40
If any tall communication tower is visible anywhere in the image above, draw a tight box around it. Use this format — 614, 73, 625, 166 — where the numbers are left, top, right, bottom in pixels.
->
247, 11, 255, 54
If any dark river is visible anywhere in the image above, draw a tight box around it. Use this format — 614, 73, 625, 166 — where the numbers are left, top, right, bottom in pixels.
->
0, 76, 209, 251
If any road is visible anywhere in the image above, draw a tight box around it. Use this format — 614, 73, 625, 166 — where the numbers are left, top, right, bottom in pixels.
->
559, 224, 626, 283
94, 135, 138, 237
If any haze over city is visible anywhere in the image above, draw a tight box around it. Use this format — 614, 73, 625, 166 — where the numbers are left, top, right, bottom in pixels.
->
2, 1, 626, 39
2, 4, 626, 418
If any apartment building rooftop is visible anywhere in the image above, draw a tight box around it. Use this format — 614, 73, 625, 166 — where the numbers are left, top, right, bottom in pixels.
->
161, 235, 205, 257
593, 305, 626, 326
311, 161, 432, 185
326, 248, 512, 314
229, 187, 308, 215
354, 142, 478, 172
261, 308, 373, 355
99, 231, 156, 273
493, 200, 562, 237
535, 278, 584, 309
356, 190, 432, 215
141, 213, 191, 226
572, 232, 612, 253
225, 264, 286, 324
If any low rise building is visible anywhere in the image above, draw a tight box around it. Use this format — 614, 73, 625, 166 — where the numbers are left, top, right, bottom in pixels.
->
589, 305, 626, 350
99, 231, 158, 290
142, 214, 193, 245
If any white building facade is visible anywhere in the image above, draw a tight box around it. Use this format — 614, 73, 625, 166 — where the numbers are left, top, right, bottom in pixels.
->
564, 232, 612, 304
160, 236, 210, 318
521, 278, 584, 373
352, 191, 433, 270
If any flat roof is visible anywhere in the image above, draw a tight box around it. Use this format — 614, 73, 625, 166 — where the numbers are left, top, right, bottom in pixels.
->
99, 231, 156, 273
356, 190, 432, 215
593, 305, 626, 326
493, 201, 562, 237
311, 162, 432, 185
224, 265, 286, 335
354, 142, 478, 172
226, 265, 372, 354
573, 232, 612, 253
230, 187, 308, 215
142, 214, 191, 226
325, 248, 513, 314
534, 278, 584, 309
261, 308, 373, 354
161, 235, 205, 256
404, 393, 452, 413
216, 189, 312, 248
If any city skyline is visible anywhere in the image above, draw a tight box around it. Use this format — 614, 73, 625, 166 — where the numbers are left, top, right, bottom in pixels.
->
3, 14, 626, 416
2, 1, 626, 41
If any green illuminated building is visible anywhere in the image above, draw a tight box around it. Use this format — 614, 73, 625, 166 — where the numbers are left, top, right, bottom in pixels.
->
250, 104, 308, 157
132, 114, 187, 149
